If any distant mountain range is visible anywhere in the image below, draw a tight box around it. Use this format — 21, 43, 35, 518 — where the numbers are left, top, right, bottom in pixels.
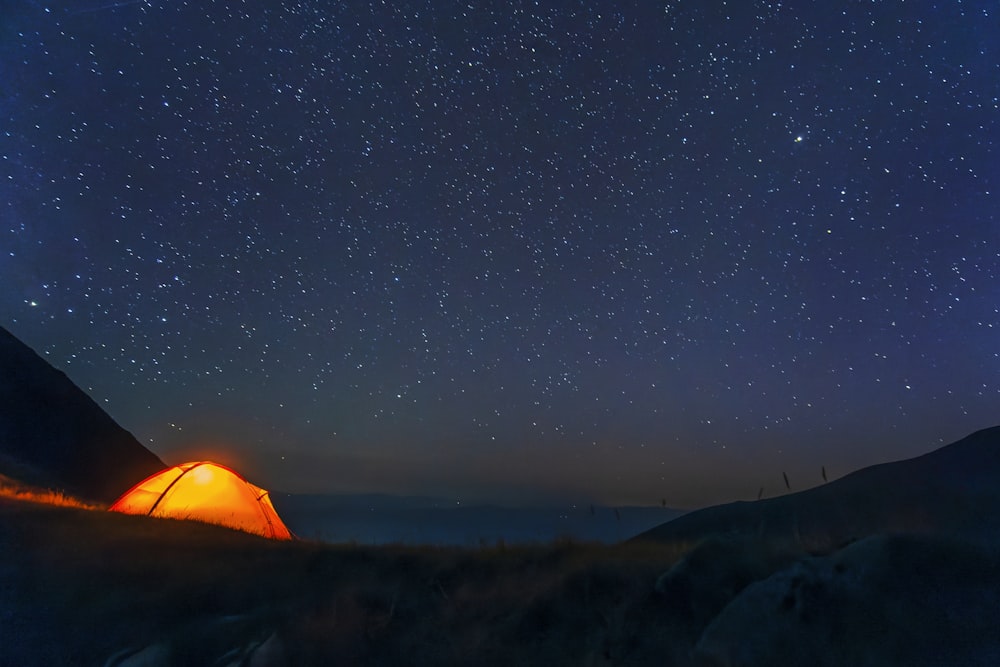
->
273, 492, 684, 545
0, 326, 163, 502
634, 424, 1000, 549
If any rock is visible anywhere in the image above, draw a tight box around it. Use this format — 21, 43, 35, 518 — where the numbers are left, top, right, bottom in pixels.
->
693, 535, 1000, 666
249, 632, 287, 667
654, 535, 801, 627
104, 643, 171, 667
216, 631, 287, 667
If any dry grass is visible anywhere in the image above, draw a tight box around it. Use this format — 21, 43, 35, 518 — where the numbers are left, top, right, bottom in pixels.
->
0, 473, 102, 509
0, 498, 695, 666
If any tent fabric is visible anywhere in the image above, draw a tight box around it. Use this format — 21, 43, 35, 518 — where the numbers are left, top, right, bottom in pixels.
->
109, 462, 293, 540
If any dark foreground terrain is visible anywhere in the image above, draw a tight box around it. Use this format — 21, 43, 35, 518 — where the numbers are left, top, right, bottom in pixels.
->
1, 496, 693, 666
3, 491, 1000, 667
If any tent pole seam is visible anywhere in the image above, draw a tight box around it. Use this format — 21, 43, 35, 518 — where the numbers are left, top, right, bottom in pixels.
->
146, 462, 201, 516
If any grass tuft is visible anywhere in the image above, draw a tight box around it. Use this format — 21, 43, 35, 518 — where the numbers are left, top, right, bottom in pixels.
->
0, 474, 101, 509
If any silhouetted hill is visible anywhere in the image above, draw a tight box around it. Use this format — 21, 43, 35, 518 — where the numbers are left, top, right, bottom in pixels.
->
633, 425, 1000, 549
0, 326, 164, 502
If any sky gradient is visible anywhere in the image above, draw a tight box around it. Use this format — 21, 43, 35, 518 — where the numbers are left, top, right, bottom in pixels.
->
2, 1, 998, 507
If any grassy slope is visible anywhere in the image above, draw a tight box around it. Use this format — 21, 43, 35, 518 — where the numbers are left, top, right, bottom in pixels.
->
633, 425, 1000, 551
0, 499, 695, 666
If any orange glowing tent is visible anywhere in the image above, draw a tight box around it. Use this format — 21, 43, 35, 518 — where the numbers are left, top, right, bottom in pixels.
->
109, 461, 293, 540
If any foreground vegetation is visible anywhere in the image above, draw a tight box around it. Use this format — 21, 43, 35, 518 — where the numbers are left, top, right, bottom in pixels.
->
5, 480, 1000, 666
1, 498, 698, 666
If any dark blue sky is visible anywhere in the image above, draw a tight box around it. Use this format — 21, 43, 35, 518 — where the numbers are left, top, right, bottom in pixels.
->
2, 1, 997, 507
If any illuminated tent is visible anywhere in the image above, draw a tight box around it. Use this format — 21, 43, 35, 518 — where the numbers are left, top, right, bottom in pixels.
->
109, 461, 293, 540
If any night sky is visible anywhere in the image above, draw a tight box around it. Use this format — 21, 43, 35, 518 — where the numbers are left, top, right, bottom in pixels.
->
2, 1, 997, 508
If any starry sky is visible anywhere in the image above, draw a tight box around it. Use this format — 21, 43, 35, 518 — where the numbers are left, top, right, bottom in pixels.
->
2, 1, 998, 508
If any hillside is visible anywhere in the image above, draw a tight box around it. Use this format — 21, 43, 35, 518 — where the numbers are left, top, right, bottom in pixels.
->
0, 326, 164, 502
633, 425, 1000, 550
0, 495, 688, 666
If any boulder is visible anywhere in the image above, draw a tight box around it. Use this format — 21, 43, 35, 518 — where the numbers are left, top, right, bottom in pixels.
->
693, 535, 1000, 666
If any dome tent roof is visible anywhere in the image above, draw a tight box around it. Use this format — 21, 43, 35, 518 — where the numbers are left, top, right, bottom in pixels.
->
109, 461, 293, 540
